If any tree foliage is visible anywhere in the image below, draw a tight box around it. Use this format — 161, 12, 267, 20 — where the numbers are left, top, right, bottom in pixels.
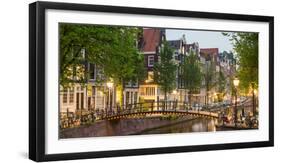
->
203, 59, 217, 107
217, 68, 226, 102
59, 23, 145, 87
182, 50, 202, 104
223, 32, 258, 92
154, 41, 177, 100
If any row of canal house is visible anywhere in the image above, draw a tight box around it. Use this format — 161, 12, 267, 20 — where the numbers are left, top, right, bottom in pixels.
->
137, 29, 235, 107
60, 28, 235, 116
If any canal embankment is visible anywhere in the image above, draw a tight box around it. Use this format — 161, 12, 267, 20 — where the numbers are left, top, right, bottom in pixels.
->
60, 115, 204, 138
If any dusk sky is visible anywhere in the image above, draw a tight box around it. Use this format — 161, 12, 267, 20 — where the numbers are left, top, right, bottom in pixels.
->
166, 29, 234, 52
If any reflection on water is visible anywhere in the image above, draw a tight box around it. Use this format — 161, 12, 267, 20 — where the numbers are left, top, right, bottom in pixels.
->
140, 118, 216, 135
60, 117, 218, 138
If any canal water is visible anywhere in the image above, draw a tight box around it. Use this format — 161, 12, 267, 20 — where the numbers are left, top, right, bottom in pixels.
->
137, 118, 216, 135
60, 117, 218, 138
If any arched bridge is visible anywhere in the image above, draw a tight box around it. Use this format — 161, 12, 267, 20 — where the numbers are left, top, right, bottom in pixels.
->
104, 110, 218, 120
99, 101, 218, 120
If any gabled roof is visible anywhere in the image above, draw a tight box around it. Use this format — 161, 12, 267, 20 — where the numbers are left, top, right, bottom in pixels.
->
200, 48, 219, 55
141, 28, 161, 53
200, 48, 219, 59
200, 48, 219, 63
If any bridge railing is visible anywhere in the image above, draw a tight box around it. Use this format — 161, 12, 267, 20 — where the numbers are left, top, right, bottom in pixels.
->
60, 101, 219, 129
102, 100, 218, 118
106, 101, 185, 114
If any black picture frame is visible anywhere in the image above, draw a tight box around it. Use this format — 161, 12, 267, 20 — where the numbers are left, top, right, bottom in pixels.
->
29, 1, 274, 162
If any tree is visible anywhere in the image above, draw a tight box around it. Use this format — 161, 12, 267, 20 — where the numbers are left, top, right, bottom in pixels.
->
59, 24, 145, 92
222, 32, 258, 92
182, 50, 202, 107
154, 41, 177, 103
203, 59, 217, 109
217, 67, 226, 102
224, 32, 258, 117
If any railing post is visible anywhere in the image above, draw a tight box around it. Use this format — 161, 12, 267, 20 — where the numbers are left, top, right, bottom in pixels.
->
174, 100, 178, 111
169, 101, 172, 110
127, 104, 130, 114
157, 96, 159, 111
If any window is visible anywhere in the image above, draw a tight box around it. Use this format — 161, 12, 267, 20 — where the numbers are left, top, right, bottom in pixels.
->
96, 66, 104, 81
92, 86, 96, 96
126, 92, 130, 105
145, 87, 155, 96
140, 87, 155, 96
134, 92, 138, 103
152, 87, 155, 95
88, 97, 91, 109
178, 78, 184, 89
132, 81, 138, 87
69, 87, 74, 103
80, 48, 86, 58
140, 87, 145, 96
130, 92, 134, 104
125, 81, 137, 87
89, 63, 96, 80
145, 87, 149, 96
147, 71, 154, 81
148, 55, 154, 67
62, 89, 68, 103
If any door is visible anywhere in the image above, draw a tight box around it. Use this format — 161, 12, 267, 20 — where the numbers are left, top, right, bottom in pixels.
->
76, 93, 80, 110
88, 97, 91, 110
81, 93, 84, 110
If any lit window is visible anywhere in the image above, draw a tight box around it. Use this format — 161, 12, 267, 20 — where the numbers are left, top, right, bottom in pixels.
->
145, 87, 155, 96
148, 71, 154, 81
69, 87, 74, 103
140, 87, 145, 96
62, 89, 68, 103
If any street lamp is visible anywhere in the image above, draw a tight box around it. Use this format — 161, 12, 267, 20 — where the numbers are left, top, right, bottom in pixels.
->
233, 77, 240, 128
213, 92, 217, 103
106, 81, 113, 89
106, 81, 114, 117
233, 78, 240, 87
253, 89, 257, 95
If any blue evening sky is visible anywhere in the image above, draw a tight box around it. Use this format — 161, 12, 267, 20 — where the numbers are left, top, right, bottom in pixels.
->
166, 29, 233, 52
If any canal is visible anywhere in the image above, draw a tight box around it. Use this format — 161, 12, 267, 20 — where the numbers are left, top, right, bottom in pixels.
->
60, 117, 220, 138
136, 117, 216, 135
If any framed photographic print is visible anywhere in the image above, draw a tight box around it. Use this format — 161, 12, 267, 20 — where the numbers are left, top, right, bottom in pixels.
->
29, 1, 274, 162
